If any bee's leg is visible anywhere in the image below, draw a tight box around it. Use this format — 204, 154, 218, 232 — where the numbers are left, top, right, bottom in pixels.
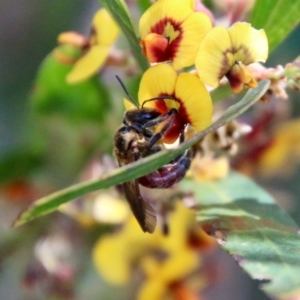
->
150, 145, 163, 154
144, 109, 177, 148
142, 108, 177, 128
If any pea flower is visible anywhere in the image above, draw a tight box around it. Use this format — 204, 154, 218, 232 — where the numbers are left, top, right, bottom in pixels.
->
195, 22, 268, 93
58, 9, 119, 84
139, 0, 212, 70
92, 202, 216, 299
137, 64, 213, 144
257, 119, 300, 176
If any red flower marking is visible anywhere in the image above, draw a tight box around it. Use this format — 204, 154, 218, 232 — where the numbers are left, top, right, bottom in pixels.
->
147, 17, 183, 63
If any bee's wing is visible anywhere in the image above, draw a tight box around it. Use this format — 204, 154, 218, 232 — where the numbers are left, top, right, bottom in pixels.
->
123, 180, 156, 233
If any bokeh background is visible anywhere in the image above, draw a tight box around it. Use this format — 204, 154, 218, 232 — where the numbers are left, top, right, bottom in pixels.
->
0, 1, 300, 299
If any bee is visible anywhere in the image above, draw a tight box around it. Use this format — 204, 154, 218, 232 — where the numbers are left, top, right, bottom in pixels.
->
138, 142, 191, 189
113, 77, 191, 233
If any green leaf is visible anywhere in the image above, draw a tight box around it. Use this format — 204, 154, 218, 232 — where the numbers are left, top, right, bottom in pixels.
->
181, 171, 300, 299
13, 80, 270, 227
31, 45, 111, 123
99, 0, 149, 71
250, 0, 300, 52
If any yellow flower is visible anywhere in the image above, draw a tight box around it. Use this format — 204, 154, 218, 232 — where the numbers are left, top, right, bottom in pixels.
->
189, 154, 229, 181
138, 64, 213, 143
58, 9, 119, 84
258, 119, 300, 176
92, 202, 215, 299
195, 22, 268, 93
93, 216, 161, 285
139, 0, 212, 70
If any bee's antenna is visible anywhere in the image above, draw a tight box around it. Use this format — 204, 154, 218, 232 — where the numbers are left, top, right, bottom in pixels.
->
115, 75, 139, 107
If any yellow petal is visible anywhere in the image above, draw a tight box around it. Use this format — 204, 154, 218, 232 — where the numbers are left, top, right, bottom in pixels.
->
66, 45, 109, 84
138, 278, 166, 300
161, 202, 195, 252
196, 22, 268, 89
259, 119, 300, 175
138, 64, 177, 107
195, 26, 233, 87
172, 12, 212, 70
123, 98, 136, 110
175, 73, 213, 132
93, 236, 131, 285
258, 139, 288, 175
121, 215, 162, 248
160, 251, 199, 282
93, 216, 160, 286
92, 9, 119, 46
190, 155, 229, 181
228, 22, 268, 65
139, 0, 193, 39
187, 0, 195, 10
